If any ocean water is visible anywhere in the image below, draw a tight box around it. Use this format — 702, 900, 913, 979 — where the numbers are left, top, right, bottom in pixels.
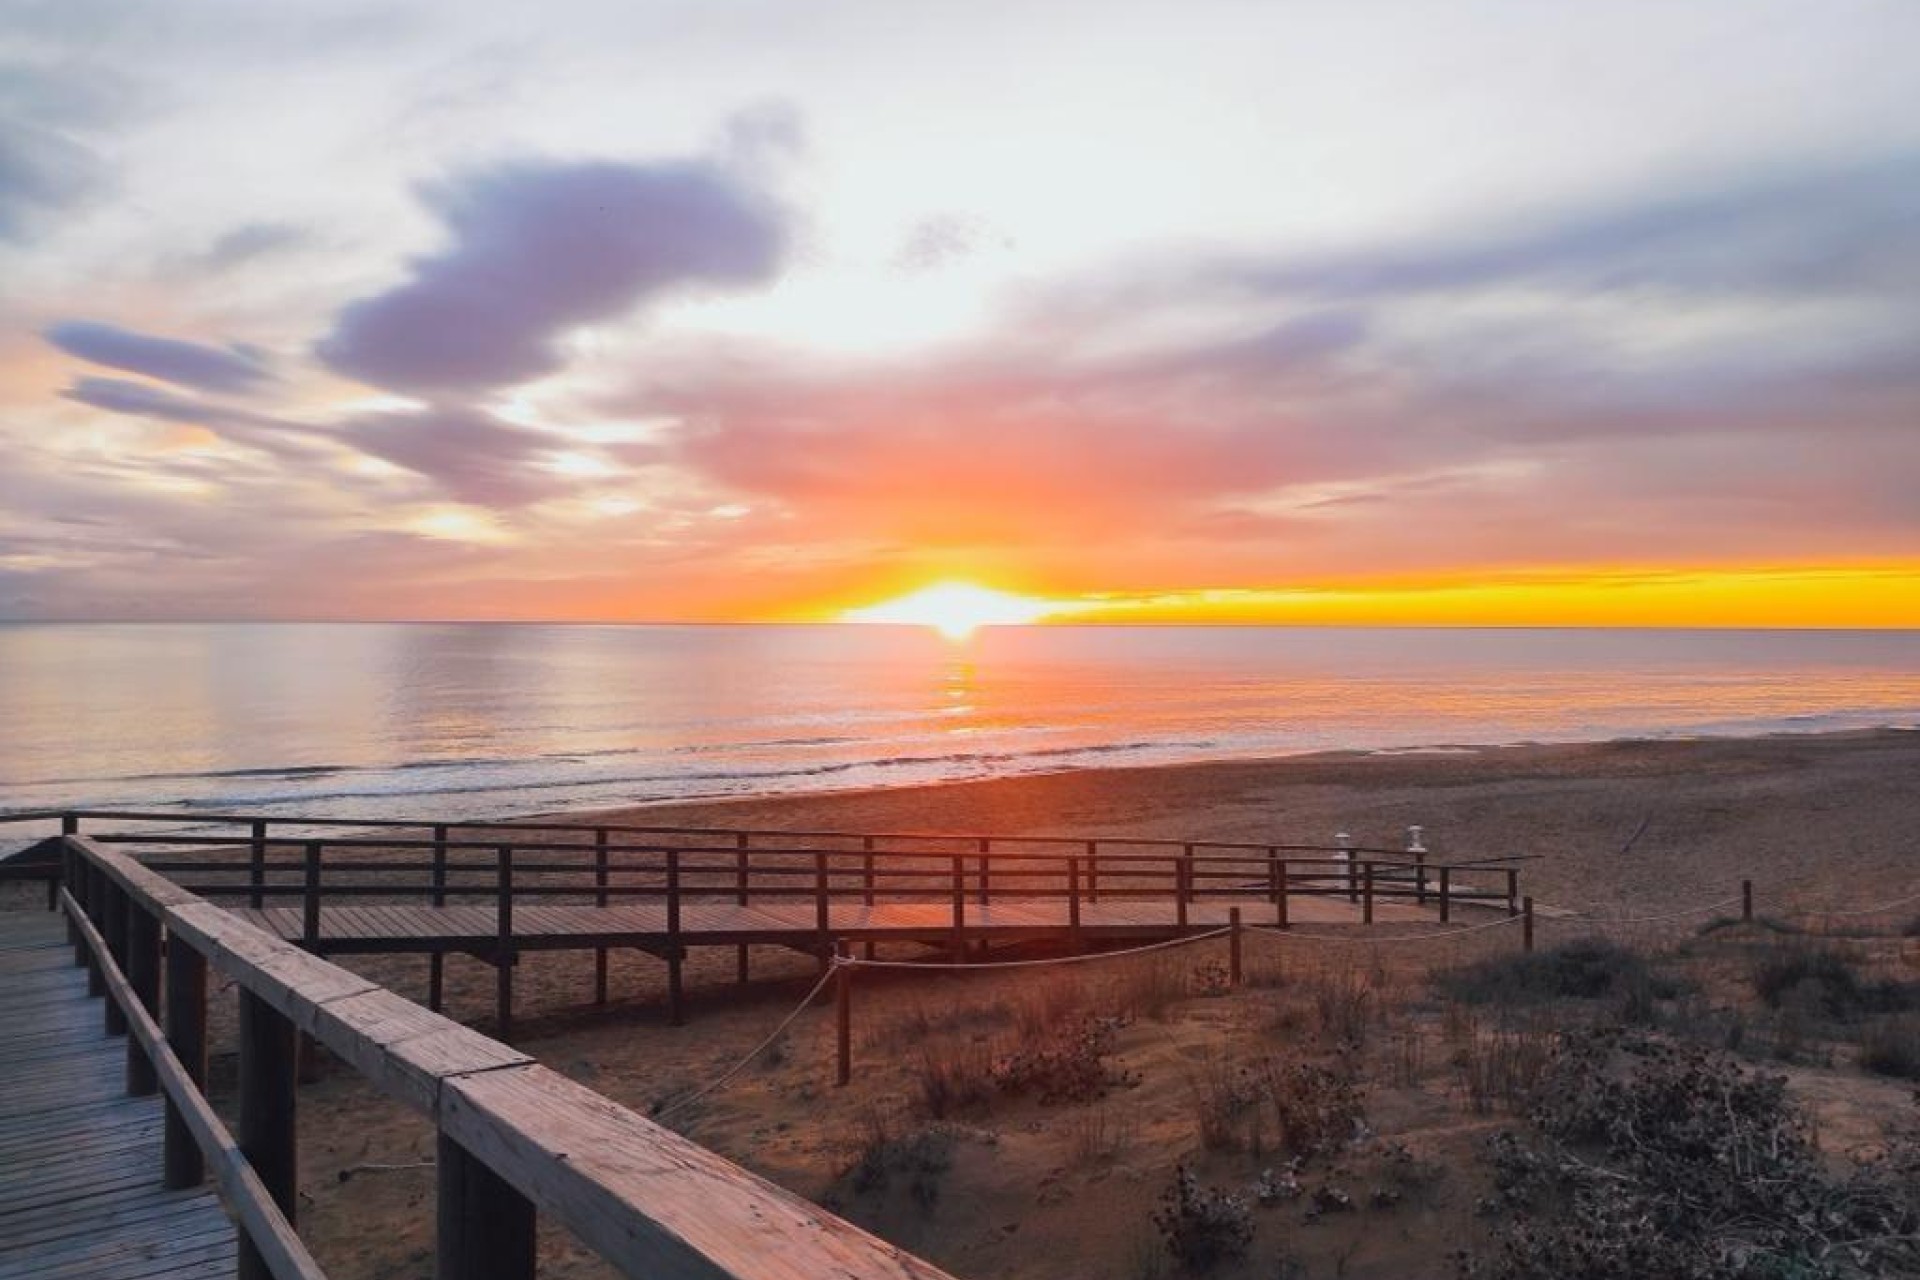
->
0, 623, 1915, 822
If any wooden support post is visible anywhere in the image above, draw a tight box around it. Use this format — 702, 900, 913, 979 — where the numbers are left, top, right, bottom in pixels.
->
62, 813, 78, 836
977, 837, 990, 907
162, 931, 208, 1189
1415, 850, 1429, 905
1363, 863, 1375, 925
238, 991, 297, 1280
951, 855, 966, 962
1439, 866, 1452, 923
436, 1132, 536, 1280
835, 942, 852, 1088
302, 841, 322, 947
1068, 856, 1083, 944
1522, 896, 1535, 953
1086, 840, 1099, 902
1276, 861, 1289, 929
1506, 868, 1519, 917
736, 832, 751, 986
495, 846, 514, 1042
666, 849, 684, 1026
104, 883, 127, 1036
1347, 852, 1359, 904
1175, 857, 1189, 929
66, 845, 85, 957
429, 824, 448, 1012
862, 835, 876, 907
593, 827, 610, 1006
1742, 879, 1753, 922
1266, 847, 1280, 904
125, 905, 161, 1097
81, 863, 104, 993
249, 819, 267, 910
1228, 908, 1242, 986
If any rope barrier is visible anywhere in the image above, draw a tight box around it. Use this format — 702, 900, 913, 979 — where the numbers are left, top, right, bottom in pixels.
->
1244, 912, 1523, 945
1781, 888, 1920, 920
837, 926, 1234, 971
653, 963, 840, 1120
1543, 894, 1744, 927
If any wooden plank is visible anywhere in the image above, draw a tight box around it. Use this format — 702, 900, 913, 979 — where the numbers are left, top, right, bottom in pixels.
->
442, 1064, 962, 1280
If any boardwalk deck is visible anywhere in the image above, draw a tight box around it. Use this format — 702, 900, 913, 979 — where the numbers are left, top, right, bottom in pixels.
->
0, 907, 236, 1280
226, 892, 1437, 954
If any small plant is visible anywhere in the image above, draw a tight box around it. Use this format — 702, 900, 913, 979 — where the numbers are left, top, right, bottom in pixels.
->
1191, 959, 1232, 998
845, 1118, 956, 1213
1439, 940, 1671, 1007
915, 1040, 997, 1118
1307, 965, 1374, 1048
1067, 1103, 1137, 1164
991, 1014, 1137, 1104
1259, 1059, 1368, 1156
1155, 1165, 1253, 1271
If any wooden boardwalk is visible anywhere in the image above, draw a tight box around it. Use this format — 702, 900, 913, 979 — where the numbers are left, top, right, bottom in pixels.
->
226, 892, 1434, 954
0, 908, 235, 1280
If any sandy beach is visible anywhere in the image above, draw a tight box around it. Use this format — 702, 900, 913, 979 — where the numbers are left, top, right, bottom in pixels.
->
217, 727, 1916, 1280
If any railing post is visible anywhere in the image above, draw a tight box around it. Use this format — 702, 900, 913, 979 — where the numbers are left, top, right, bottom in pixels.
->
666, 848, 685, 1026
813, 850, 831, 974
436, 1133, 536, 1280
125, 904, 161, 1097
977, 837, 990, 907
163, 930, 208, 1189
1522, 896, 1535, 953
835, 941, 852, 1088
1175, 857, 1189, 929
1086, 840, 1099, 902
862, 835, 876, 907
1415, 849, 1429, 906
61, 813, 79, 837
1742, 879, 1753, 922
735, 832, 750, 986
1068, 856, 1082, 944
1337, 832, 1356, 903
1362, 862, 1375, 925
1276, 861, 1289, 929
302, 841, 322, 947
103, 880, 127, 1036
1506, 868, 1519, 917
1229, 907, 1242, 986
495, 846, 514, 1042
66, 844, 85, 959
1439, 866, 1452, 923
429, 824, 449, 1012
249, 819, 267, 910
238, 990, 297, 1280
82, 863, 105, 994
593, 828, 610, 1007
950, 854, 966, 962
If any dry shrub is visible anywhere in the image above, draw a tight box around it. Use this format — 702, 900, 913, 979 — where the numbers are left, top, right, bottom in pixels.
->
915, 1039, 998, 1118
1452, 1015, 1555, 1115
1190, 1052, 1368, 1157
1066, 1103, 1137, 1165
1112, 953, 1189, 1022
844, 1112, 956, 1214
1307, 964, 1375, 1048
1463, 1027, 1920, 1279
1154, 1165, 1253, 1272
991, 1013, 1136, 1104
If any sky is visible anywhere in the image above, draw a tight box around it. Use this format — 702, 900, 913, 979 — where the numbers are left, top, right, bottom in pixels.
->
2, 0, 1917, 626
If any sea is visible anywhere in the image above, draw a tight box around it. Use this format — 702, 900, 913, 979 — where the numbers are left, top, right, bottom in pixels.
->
1, 623, 1915, 822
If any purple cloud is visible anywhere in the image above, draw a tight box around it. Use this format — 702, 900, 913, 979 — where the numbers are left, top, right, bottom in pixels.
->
316, 157, 788, 394
342, 408, 570, 507
45, 321, 272, 393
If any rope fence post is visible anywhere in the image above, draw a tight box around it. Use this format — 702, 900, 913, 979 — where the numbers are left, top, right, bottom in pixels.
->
835, 943, 852, 1088
1522, 895, 1535, 953
1506, 868, 1519, 917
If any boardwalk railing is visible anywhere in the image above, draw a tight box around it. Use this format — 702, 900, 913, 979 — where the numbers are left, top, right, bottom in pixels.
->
38, 830, 961, 1280
3, 810, 1529, 1033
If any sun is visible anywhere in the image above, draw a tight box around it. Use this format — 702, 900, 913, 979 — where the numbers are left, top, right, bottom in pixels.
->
841, 581, 1055, 640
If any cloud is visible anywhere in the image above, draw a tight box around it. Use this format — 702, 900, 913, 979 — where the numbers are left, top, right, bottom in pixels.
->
341, 407, 574, 507
316, 156, 789, 394
45, 321, 272, 393
199, 221, 309, 270
0, 122, 106, 243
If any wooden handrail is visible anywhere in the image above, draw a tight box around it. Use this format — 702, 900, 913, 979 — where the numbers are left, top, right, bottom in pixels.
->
60, 835, 961, 1280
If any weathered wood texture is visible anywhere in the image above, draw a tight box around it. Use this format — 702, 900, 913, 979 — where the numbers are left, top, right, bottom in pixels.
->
0, 907, 235, 1280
